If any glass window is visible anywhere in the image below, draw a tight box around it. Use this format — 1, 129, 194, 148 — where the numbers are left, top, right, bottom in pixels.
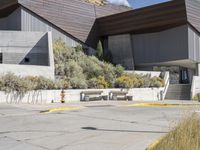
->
25, 57, 30, 63
0, 53, 2, 64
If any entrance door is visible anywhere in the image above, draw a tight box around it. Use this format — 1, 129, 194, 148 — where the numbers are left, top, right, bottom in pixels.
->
179, 68, 189, 84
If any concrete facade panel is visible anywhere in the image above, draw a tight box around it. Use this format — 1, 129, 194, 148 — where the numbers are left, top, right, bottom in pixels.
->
21, 7, 79, 47
132, 25, 189, 66
188, 26, 200, 62
0, 31, 49, 66
0, 8, 21, 30
0, 64, 54, 79
108, 34, 134, 70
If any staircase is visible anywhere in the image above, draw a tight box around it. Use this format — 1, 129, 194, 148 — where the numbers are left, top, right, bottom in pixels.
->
165, 84, 191, 100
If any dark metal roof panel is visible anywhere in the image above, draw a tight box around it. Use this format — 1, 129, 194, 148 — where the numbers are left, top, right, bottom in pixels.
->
97, 0, 188, 36
185, 0, 200, 33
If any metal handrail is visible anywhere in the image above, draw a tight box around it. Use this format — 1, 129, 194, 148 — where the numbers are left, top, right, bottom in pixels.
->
162, 71, 170, 100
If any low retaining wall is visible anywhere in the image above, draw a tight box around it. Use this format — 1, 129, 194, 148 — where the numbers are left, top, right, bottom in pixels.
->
0, 88, 164, 104
191, 76, 200, 98
0, 64, 54, 79
125, 70, 161, 77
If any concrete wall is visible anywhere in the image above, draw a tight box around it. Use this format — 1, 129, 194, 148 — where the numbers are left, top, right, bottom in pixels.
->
21, 7, 79, 47
0, 8, 21, 30
0, 31, 50, 66
191, 76, 200, 98
132, 25, 189, 66
0, 31, 54, 79
108, 34, 134, 70
188, 26, 200, 62
0, 64, 54, 79
125, 70, 161, 78
107, 25, 195, 70
0, 7, 80, 47
0, 88, 164, 104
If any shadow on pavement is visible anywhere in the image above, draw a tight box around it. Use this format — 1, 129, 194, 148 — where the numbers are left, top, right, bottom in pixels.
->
81, 127, 167, 134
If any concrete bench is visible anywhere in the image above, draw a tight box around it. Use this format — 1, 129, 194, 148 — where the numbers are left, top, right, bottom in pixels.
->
109, 91, 133, 101
80, 91, 104, 101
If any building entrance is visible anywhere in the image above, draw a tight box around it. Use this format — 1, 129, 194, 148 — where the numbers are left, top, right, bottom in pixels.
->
153, 66, 190, 84
179, 68, 189, 84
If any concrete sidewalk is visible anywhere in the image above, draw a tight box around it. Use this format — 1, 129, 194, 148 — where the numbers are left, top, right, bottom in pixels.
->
6, 100, 200, 111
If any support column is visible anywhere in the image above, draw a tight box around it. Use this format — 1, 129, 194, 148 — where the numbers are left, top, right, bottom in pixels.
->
196, 63, 200, 76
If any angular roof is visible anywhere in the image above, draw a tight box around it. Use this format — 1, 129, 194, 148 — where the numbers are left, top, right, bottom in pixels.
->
0, 0, 200, 48
97, 0, 200, 36
0, 0, 128, 46
185, 0, 200, 32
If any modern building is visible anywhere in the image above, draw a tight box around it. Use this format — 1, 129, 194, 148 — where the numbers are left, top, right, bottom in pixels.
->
0, 0, 200, 99
0, 0, 128, 79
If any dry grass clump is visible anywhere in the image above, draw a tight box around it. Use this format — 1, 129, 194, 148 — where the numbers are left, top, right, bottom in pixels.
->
154, 113, 200, 150
83, 0, 106, 6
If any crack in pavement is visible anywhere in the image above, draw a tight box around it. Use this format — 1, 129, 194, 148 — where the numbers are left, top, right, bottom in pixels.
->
0, 135, 50, 150
0, 130, 78, 150
0, 130, 73, 135
55, 133, 103, 150
66, 112, 169, 128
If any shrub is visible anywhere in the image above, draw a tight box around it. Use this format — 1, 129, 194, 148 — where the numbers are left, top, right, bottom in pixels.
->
115, 74, 165, 88
0, 75, 3, 91
150, 77, 165, 88
193, 93, 200, 101
53, 39, 125, 88
88, 76, 109, 89
1, 73, 30, 98
64, 60, 85, 78
114, 65, 124, 77
54, 79, 71, 89
0, 74, 54, 94
53, 40, 165, 89
140, 74, 151, 88
79, 56, 103, 79
154, 113, 200, 150
53, 39, 85, 76
69, 77, 88, 89
115, 75, 133, 88
115, 74, 142, 88
103, 63, 117, 87
74, 45, 84, 52
25, 76, 54, 90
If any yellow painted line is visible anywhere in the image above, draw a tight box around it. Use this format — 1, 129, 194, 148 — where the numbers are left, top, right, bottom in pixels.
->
126, 103, 200, 107
40, 106, 83, 113
146, 137, 163, 150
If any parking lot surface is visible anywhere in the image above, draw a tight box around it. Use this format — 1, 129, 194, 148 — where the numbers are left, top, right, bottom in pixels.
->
0, 101, 199, 150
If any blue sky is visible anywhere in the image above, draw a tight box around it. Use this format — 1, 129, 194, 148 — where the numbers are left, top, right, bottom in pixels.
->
129, 0, 170, 8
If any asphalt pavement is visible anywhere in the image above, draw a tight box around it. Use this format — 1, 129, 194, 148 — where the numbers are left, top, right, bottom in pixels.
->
0, 101, 199, 150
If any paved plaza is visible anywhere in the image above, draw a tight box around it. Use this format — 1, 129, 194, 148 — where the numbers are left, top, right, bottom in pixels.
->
0, 101, 199, 150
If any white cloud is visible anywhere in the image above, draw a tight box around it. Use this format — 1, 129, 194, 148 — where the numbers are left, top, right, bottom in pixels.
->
107, 0, 130, 7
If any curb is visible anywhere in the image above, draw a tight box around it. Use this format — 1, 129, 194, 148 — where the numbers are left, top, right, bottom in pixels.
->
126, 103, 200, 107
146, 137, 163, 150
40, 106, 83, 113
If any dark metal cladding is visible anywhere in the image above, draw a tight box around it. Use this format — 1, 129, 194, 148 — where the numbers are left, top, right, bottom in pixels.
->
97, 0, 188, 36
17, 0, 128, 45
1, 0, 200, 48
185, 0, 200, 33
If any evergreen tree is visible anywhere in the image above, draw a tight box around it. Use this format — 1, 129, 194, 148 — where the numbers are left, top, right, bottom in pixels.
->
96, 40, 103, 59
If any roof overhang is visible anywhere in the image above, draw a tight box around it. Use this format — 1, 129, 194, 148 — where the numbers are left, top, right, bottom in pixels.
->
0, 0, 18, 17
97, 0, 188, 36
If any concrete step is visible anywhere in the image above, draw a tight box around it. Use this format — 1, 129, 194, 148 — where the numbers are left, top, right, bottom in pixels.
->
165, 84, 191, 100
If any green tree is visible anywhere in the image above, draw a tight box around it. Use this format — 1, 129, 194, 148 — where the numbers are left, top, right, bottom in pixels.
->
96, 40, 103, 59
